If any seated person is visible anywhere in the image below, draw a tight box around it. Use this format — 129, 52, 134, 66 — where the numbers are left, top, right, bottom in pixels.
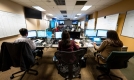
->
93, 30, 123, 64
14, 28, 38, 57
53, 30, 80, 61
14, 28, 36, 50
58, 30, 79, 51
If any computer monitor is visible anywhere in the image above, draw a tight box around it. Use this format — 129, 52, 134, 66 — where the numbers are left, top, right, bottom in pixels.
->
58, 20, 64, 25
85, 29, 97, 37
97, 29, 107, 37
27, 30, 36, 38
37, 30, 46, 38
72, 20, 78, 25
69, 32, 80, 39
93, 37, 101, 42
55, 32, 62, 38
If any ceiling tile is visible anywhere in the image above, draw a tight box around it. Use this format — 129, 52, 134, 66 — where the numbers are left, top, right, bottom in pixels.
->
58, 6, 66, 10
66, 6, 74, 10
42, 1, 57, 6
65, 0, 76, 6
30, 0, 42, 1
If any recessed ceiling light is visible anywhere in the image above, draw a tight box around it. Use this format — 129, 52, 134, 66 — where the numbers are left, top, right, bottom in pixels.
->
77, 13, 81, 15
32, 6, 46, 11
81, 5, 92, 11
48, 14, 53, 16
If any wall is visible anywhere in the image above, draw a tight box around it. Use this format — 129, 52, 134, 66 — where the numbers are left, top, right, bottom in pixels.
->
26, 18, 40, 30
0, 0, 24, 48
0, 0, 40, 49
97, 0, 134, 51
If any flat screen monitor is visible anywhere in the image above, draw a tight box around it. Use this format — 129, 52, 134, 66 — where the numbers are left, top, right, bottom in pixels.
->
97, 30, 107, 37
69, 32, 80, 39
72, 20, 78, 25
37, 30, 46, 38
55, 32, 62, 38
59, 20, 64, 25
46, 31, 52, 38
85, 29, 97, 37
24, 7, 42, 19
27, 30, 36, 38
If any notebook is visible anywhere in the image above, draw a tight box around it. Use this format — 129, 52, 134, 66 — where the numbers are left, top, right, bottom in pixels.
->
93, 37, 102, 46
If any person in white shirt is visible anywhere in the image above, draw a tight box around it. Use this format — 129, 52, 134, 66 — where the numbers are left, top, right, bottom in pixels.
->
14, 28, 36, 50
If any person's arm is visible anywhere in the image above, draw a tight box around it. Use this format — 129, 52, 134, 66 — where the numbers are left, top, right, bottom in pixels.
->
72, 40, 79, 50
28, 40, 36, 50
93, 40, 108, 52
58, 41, 61, 50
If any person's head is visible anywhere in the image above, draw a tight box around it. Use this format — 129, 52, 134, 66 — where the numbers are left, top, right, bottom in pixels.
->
19, 28, 28, 36
107, 30, 119, 40
62, 30, 70, 40
61, 30, 71, 47
107, 30, 123, 47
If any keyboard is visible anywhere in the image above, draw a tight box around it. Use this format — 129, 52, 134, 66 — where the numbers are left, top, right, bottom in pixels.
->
36, 43, 42, 46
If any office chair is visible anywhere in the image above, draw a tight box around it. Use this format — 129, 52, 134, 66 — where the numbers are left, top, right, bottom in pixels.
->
54, 49, 86, 80
0, 42, 38, 80
96, 51, 134, 80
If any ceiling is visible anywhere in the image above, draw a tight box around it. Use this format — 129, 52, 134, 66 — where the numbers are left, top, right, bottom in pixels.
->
10, 0, 122, 20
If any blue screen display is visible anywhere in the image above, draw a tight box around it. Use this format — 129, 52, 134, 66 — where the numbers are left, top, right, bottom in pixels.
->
46, 31, 52, 38
58, 20, 64, 25
51, 20, 55, 28
72, 20, 78, 25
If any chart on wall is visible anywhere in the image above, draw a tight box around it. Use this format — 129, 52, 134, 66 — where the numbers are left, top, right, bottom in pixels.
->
96, 13, 119, 30
87, 19, 95, 29
0, 10, 26, 38
121, 10, 134, 38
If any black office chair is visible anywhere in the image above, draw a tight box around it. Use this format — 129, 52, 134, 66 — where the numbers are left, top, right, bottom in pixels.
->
96, 51, 134, 80
54, 49, 86, 80
0, 42, 38, 80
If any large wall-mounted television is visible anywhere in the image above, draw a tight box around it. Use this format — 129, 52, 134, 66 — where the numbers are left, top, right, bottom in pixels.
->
24, 7, 42, 19
58, 20, 64, 25
72, 20, 78, 25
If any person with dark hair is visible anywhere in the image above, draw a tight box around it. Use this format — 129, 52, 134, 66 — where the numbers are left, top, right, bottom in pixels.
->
93, 30, 123, 64
58, 30, 79, 51
14, 28, 36, 50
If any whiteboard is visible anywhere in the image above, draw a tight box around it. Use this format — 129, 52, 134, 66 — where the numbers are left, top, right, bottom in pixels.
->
96, 13, 119, 30
121, 10, 134, 37
87, 19, 95, 29
81, 21, 85, 29
0, 10, 26, 38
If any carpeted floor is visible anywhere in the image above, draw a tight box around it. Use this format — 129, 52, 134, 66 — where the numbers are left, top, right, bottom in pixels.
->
0, 48, 129, 80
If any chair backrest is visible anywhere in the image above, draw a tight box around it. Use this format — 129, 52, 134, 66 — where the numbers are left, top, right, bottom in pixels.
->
0, 42, 35, 71
106, 51, 134, 69
55, 49, 86, 65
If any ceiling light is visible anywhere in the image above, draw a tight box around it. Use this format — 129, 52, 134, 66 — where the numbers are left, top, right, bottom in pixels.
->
32, 6, 46, 11
81, 5, 92, 11
48, 14, 53, 16
74, 17, 77, 18
77, 13, 81, 15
